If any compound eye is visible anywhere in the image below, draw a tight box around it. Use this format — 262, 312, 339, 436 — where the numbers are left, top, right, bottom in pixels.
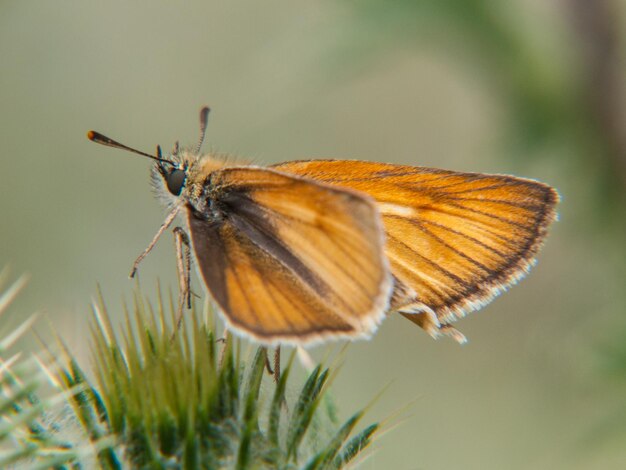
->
166, 169, 186, 196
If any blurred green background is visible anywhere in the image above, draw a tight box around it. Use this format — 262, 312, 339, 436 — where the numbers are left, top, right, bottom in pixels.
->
1, 1, 625, 468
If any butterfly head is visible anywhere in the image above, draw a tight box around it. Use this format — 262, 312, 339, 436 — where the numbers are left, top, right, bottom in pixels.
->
150, 146, 200, 208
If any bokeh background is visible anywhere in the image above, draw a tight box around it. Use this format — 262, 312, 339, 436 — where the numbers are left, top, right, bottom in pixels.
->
1, 1, 625, 468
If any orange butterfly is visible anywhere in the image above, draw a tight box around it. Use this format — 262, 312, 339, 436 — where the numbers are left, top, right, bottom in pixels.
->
88, 107, 558, 345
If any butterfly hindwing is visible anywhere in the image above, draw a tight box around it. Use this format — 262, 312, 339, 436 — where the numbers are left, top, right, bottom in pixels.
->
186, 166, 392, 344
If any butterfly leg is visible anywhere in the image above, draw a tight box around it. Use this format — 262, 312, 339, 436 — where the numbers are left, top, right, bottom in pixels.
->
273, 346, 281, 383
264, 349, 274, 375
217, 329, 230, 368
130, 205, 181, 278
263, 346, 281, 382
173, 226, 192, 330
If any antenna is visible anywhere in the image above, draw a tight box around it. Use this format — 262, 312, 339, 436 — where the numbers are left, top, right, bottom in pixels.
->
194, 106, 211, 154
87, 131, 176, 166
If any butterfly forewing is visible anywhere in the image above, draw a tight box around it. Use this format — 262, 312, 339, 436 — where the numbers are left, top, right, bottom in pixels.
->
187, 167, 391, 344
273, 160, 559, 335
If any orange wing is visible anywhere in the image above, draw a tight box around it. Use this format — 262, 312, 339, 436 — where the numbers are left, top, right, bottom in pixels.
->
187, 167, 391, 345
273, 160, 559, 342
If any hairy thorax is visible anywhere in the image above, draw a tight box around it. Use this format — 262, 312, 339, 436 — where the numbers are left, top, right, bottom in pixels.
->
181, 153, 228, 220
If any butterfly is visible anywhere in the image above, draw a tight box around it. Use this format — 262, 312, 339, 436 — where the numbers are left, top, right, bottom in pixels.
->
88, 106, 559, 346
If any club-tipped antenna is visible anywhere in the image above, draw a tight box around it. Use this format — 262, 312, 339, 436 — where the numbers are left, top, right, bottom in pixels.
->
87, 131, 176, 166
194, 106, 210, 154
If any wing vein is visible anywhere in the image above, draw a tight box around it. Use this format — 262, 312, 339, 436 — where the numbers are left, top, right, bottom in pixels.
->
448, 196, 542, 211
386, 233, 469, 289
445, 201, 533, 232
410, 219, 492, 274
420, 219, 506, 258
